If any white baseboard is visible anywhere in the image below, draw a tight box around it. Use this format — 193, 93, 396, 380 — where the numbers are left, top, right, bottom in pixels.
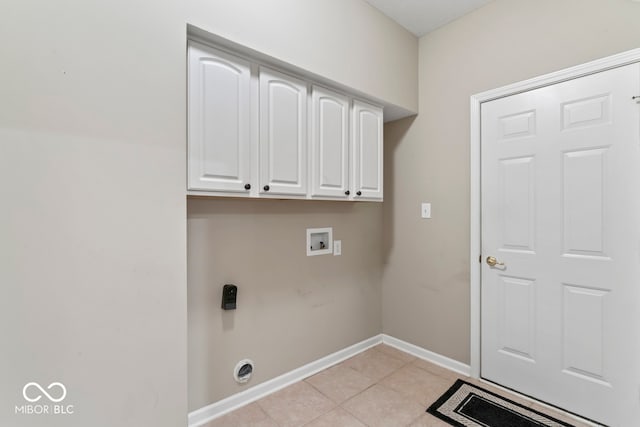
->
381, 334, 471, 377
188, 334, 383, 427
188, 334, 471, 427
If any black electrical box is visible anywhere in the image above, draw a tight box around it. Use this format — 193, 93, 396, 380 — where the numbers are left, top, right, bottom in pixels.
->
221, 284, 237, 310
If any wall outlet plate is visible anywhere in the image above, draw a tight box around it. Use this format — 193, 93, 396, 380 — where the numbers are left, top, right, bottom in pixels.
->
333, 240, 342, 256
421, 202, 431, 219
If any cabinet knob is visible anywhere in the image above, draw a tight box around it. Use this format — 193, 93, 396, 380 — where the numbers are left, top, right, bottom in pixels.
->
356, 191, 362, 196
263, 185, 270, 192
345, 190, 350, 196
244, 183, 251, 190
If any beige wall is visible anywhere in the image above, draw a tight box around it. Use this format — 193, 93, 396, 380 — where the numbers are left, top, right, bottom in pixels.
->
188, 199, 383, 409
0, 0, 416, 426
0, 1, 188, 426
382, 0, 640, 364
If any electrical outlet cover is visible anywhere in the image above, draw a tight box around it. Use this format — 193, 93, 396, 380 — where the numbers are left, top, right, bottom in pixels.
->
421, 203, 431, 219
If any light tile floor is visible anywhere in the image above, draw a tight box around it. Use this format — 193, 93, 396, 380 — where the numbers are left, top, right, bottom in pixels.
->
205, 344, 593, 427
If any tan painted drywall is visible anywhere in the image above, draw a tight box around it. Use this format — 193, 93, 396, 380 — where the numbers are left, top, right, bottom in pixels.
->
0, 0, 416, 426
0, 2, 189, 427
188, 199, 383, 409
382, 0, 640, 364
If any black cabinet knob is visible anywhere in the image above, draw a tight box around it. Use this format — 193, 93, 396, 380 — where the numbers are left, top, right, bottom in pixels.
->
244, 183, 251, 190
345, 190, 350, 196
263, 185, 270, 192
356, 191, 362, 196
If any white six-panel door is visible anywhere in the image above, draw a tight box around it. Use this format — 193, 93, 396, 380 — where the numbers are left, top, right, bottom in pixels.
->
481, 63, 640, 425
311, 86, 350, 198
259, 67, 307, 196
188, 42, 252, 193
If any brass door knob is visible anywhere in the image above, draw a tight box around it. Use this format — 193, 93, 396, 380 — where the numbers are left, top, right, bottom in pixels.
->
486, 256, 504, 267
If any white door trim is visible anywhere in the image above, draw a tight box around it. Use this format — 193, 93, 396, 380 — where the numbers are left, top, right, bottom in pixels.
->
469, 48, 640, 379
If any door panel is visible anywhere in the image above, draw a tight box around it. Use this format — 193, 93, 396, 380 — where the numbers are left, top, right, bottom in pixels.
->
562, 284, 608, 383
498, 275, 536, 362
562, 148, 607, 257
311, 86, 349, 198
188, 42, 251, 192
500, 156, 536, 252
481, 63, 640, 426
562, 94, 610, 130
259, 67, 307, 196
352, 100, 383, 200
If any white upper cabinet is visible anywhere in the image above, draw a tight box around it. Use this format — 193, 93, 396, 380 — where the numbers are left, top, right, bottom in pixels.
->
311, 86, 350, 198
186, 40, 384, 201
352, 100, 383, 200
259, 67, 308, 196
187, 42, 252, 194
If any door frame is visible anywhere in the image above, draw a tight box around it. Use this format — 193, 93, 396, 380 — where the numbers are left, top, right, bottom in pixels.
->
469, 48, 640, 379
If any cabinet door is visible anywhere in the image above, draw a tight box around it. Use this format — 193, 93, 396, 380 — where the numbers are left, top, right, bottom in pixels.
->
188, 42, 252, 193
310, 86, 350, 198
259, 67, 307, 196
352, 100, 383, 200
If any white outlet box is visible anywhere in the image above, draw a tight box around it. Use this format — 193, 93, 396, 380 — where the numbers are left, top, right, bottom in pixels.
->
421, 203, 431, 219
306, 227, 333, 256
333, 240, 342, 256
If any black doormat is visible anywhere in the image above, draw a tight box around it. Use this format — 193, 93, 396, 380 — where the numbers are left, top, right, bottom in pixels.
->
426, 379, 575, 427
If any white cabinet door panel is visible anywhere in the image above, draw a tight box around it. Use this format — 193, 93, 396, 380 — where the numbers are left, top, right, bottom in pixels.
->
311, 86, 349, 198
188, 42, 251, 193
259, 67, 307, 196
352, 100, 383, 200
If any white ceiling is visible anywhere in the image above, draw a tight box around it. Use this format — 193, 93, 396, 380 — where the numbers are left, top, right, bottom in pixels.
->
364, 0, 493, 37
